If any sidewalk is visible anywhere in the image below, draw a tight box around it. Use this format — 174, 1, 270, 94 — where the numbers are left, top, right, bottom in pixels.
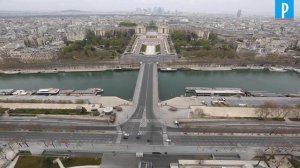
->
0, 96, 132, 109
0, 143, 19, 168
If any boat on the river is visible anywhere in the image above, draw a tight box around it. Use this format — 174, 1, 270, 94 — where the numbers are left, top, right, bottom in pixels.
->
160, 68, 178, 72
71, 88, 104, 96
93, 88, 104, 94
232, 66, 249, 70
284, 67, 294, 71
40, 70, 59, 74
287, 92, 300, 97
36, 88, 60, 95
294, 68, 300, 74
3, 71, 20, 75
268, 67, 288, 72
249, 66, 265, 70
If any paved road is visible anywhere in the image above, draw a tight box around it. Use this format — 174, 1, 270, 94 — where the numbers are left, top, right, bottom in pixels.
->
121, 63, 163, 145
0, 131, 117, 144
168, 126, 300, 134
0, 120, 116, 131
167, 120, 300, 134
120, 54, 177, 64
168, 135, 300, 146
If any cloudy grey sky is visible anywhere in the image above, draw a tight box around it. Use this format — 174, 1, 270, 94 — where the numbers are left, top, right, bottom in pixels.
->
0, 0, 299, 17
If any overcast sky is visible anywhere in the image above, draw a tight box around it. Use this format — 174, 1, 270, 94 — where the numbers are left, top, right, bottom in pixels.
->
0, 0, 299, 17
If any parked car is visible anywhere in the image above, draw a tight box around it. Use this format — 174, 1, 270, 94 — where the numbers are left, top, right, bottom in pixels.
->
165, 139, 172, 143
123, 133, 129, 139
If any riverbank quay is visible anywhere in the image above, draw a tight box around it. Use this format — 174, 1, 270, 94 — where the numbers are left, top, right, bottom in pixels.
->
158, 62, 300, 72
0, 97, 133, 126
0, 96, 131, 107
160, 96, 300, 108
0, 63, 140, 75
160, 56, 300, 67
0, 96, 133, 125
157, 96, 300, 127
1, 62, 300, 74
157, 104, 300, 128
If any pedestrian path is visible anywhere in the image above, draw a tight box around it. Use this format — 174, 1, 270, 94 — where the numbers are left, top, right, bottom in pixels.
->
0, 143, 19, 168
115, 126, 122, 144
162, 126, 169, 146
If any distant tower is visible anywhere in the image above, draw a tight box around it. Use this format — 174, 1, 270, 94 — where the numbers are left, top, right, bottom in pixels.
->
261, 24, 264, 31
237, 9, 242, 18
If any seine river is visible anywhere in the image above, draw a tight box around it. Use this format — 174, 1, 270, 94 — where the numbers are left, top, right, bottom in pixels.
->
158, 70, 300, 100
1, 70, 300, 100
0, 70, 139, 100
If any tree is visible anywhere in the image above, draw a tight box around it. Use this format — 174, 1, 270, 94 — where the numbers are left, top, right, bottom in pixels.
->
43, 157, 55, 168
119, 22, 137, 27
274, 105, 292, 118
254, 149, 266, 167
183, 125, 191, 134
61, 29, 134, 58
209, 33, 218, 41
81, 107, 87, 114
255, 102, 281, 119
85, 30, 98, 45
255, 102, 273, 119
290, 104, 300, 119
92, 110, 100, 116
193, 108, 205, 118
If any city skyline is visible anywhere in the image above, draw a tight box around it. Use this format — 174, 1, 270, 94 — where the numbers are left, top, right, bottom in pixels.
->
0, 0, 299, 17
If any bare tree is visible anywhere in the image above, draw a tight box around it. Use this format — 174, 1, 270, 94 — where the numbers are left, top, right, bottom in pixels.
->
254, 149, 266, 167
290, 104, 300, 119
256, 102, 293, 119
272, 105, 292, 118
182, 124, 191, 134
255, 102, 277, 119
193, 108, 205, 118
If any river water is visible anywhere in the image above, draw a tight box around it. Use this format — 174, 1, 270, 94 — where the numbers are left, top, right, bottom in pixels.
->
1, 70, 300, 100
158, 70, 300, 100
0, 70, 139, 100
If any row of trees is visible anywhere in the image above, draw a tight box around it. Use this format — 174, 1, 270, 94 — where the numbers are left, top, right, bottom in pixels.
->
156, 45, 161, 54
255, 102, 300, 120
119, 22, 137, 27
62, 29, 135, 58
171, 31, 234, 54
0, 106, 8, 116
140, 44, 146, 53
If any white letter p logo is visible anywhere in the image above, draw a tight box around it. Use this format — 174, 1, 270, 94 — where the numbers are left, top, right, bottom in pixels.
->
282, 3, 289, 18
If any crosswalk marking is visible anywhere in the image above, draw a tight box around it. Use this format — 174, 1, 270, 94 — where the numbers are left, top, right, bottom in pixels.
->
139, 109, 147, 128
115, 126, 122, 144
